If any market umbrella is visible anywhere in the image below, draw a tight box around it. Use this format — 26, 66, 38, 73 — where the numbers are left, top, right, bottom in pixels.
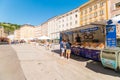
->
29, 37, 34, 40
38, 36, 51, 40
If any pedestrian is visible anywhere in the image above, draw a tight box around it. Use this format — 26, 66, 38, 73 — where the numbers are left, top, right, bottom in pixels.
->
50, 40, 54, 50
44, 40, 49, 50
65, 40, 71, 60
60, 39, 66, 58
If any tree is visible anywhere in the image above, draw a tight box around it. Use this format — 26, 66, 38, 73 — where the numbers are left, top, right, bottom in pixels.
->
0, 22, 21, 35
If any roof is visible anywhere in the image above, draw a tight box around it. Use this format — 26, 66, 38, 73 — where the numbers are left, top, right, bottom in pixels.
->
20, 24, 35, 28
79, 0, 97, 9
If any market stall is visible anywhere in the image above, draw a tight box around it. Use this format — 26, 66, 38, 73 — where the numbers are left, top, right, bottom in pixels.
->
60, 24, 105, 61
100, 15, 120, 71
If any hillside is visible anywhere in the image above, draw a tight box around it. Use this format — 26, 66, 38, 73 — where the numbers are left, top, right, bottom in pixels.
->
0, 22, 21, 35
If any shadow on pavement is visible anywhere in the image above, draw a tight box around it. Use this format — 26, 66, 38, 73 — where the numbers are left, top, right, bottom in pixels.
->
51, 49, 60, 54
51, 49, 88, 62
86, 60, 120, 77
70, 54, 89, 62
52, 49, 120, 77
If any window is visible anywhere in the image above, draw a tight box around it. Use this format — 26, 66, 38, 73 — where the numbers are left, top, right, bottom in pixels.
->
116, 2, 120, 9
81, 11, 83, 15
100, 10, 104, 15
66, 23, 68, 26
94, 12, 97, 17
85, 9, 87, 14
62, 19, 64, 22
75, 21, 77, 24
59, 25, 61, 28
89, 7, 92, 12
70, 22, 72, 26
70, 16, 72, 20
89, 14, 92, 19
100, 2, 104, 7
66, 17, 68, 20
75, 14, 78, 18
62, 24, 64, 27
94, 5, 97, 9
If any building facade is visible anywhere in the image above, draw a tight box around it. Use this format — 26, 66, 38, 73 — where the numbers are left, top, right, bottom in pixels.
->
47, 8, 80, 41
20, 24, 35, 41
14, 29, 20, 40
110, 0, 120, 17
41, 22, 48, 36
57, 8, 80, 32
79, 0, 109, 26
0, 26, 4, 37
48, 17, 58, 40
34, 25, 42, 38
110, 0, 120, 35
14, 0, 120, 42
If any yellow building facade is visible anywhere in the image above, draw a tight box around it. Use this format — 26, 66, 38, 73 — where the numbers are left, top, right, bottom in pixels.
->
79, 0, 109, 26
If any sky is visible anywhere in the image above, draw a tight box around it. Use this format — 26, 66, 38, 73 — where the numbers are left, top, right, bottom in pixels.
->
0, 0, 89, 25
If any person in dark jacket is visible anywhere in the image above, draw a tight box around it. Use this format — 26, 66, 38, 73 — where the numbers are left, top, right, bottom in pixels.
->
65, 40, 71, 60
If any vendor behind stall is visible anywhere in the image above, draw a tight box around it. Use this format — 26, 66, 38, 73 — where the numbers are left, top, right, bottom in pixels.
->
75, 34, 81, 43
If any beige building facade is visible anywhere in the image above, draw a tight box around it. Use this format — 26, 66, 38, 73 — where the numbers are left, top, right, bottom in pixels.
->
57, 8, 80, 32
47, 8, 80, 41
41, 22, 48, 36
48, 17, 58, 40
14, 29, 20, 40
110, 0, 120, 35
34, 25, 42, 38
0, 26, 4, 37
110, 0, 120, 17
19, 24, 35, 41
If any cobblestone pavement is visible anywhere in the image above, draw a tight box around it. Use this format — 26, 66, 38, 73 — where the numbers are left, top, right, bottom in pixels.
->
11, 44, 120, 80
0, 45, 26, 80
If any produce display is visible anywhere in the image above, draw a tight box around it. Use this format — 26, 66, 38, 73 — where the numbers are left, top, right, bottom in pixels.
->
81, 42, 105, 49
71, 42, 104, 61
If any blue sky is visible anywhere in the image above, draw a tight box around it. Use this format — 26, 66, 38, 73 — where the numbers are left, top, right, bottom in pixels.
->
0, 0, 89, 25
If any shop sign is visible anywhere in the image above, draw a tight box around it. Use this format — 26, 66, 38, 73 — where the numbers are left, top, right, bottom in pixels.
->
106, 25, 117, 48
65, 31, 73, 35
80, 27, 98, 33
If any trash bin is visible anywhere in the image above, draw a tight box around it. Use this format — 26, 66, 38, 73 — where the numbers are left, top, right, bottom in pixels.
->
118, 52, 120, 71
100, 48, 120, 71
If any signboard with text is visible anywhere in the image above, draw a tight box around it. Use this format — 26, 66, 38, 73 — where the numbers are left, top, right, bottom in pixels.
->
106, 25, 117, 48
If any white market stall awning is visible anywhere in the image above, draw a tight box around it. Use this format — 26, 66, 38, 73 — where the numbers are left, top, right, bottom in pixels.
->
38, 36, 51, 40
7, 35, 14, 40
